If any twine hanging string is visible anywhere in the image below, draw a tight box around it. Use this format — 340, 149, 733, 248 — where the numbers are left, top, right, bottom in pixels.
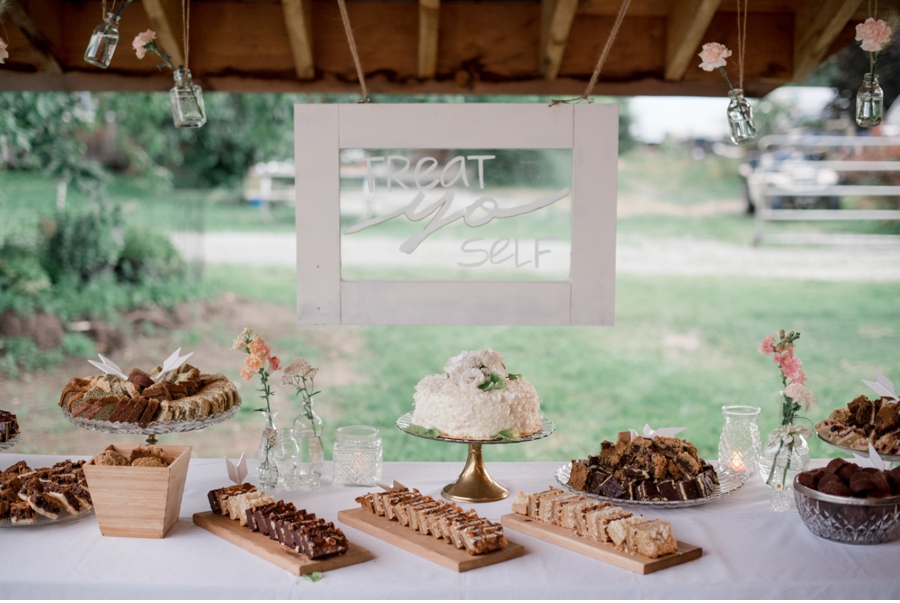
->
182, 0, 190, 69
336, 0, 370, 102
736, 0, 747, 90
551, 0, 632, 105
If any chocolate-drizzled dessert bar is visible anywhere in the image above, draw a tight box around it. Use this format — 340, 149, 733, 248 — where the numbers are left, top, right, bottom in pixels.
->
354, 487, 508, 555
206, 484, 350, 559
567, 432, 719, 502
1, 460, 92, 524
0, 410, 19, 443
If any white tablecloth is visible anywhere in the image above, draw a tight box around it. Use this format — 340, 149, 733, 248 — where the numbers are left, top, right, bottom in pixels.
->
2, 454, 898, 599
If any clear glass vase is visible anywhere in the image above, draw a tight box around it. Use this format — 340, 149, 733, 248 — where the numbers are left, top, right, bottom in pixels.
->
170, 67, 207, 129
333, 425, 383, 487
856, 73, 884, 128
717, 405, 761, 479
727, 89, 757, 145
256, 410, 279, 489
274, 427, 302, 491
292, 397, 324, 491
84, 13, 120, 69
759, 430, 810, 512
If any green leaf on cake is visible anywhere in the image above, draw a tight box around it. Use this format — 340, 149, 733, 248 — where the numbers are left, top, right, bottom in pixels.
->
405, 424, 441, 438
508, 373, 521, 381
478, 372, 508, 391
303, 571, 323, 582
491, 429, 521, 441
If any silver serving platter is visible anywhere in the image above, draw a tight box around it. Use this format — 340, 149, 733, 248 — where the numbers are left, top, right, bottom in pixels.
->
794, 480, 900, 544
62, 403, 240, 436
396, 412, 555, 444
0, 433, 21, 452
815, 433, 900, 463
555, 461, 747, 508
0, 506, 95, 529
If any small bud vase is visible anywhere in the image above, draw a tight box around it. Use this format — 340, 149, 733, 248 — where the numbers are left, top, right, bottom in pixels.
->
727, 89, 757, 145
856, 73, 884, 128
759, 428, 810, 512
256, 410, 279, 489
292, 397, 324, 490
170, 67, 207, 129
274, 427, 302, 491
84, 13, 121, 69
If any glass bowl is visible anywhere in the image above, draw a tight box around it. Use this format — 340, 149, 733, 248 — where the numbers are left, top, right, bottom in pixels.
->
793, 478, 900, 545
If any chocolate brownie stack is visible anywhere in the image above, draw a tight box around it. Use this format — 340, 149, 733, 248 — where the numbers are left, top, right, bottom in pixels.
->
567, 432, 719, 502
1, 460, 92, 524
206, 484, 349, 560
0, 410, 19, 443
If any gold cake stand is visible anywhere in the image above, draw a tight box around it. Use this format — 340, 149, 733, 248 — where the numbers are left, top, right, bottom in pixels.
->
396, 413, 555, 503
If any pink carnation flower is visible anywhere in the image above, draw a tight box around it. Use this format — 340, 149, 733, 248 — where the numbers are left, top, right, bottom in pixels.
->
698, 42, 732, 71
792, 370, 807, 386
856, 18, 892, 53
780, 354, 803, 381
758, 335, 775, 355
132, 30, 157, 59
240, 366, 254, 381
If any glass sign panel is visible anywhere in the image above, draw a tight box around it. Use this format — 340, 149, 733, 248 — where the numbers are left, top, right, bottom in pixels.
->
339, 148, 572, 281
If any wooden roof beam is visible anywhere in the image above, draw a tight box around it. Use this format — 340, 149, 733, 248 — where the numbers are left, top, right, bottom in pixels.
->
5, 1, 63, 74
664, 0, 721, 81
141, 0, 185, 69
282, 0, 315, 79
793, 0, 863, 82
540, 0, 579, 80
418, 0, 440, 78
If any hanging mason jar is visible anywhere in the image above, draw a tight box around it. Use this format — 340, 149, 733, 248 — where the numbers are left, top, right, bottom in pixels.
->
84, 13, 121, 69
333, 426, 383, 487
256, 410, 279, 489
726, 89, 757, 145
170, 67, 207, 129
856, 73, 884, 128
292, 396, 324, 490
717, 405, 761, 479
274, 427, 302, 491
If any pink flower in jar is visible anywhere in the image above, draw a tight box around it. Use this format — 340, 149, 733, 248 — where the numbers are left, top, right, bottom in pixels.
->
856, 18, 892, 53
248, 338, 271, 360
132, 30, 157, 59
698, 42, 732, 71
780, 354, 803, 381
758, 335, 776, 355
240, 365, 254, 381
244, 353, 264, 373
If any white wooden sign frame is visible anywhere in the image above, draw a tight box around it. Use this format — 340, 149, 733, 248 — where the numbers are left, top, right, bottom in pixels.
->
294, 103, 618, 325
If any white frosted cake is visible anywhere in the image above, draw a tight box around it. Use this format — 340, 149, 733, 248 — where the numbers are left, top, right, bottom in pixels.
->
410, 349, 543, 440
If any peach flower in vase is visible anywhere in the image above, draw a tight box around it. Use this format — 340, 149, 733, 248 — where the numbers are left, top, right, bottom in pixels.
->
698, 42, 735, 90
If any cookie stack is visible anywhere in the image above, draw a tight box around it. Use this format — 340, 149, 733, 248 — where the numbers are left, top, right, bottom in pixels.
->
91, 444, 175, 468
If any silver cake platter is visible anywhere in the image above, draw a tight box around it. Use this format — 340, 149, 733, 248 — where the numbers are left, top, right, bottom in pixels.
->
0, 433, 21, 452
397, 412, 555, 503
0, 506, 95, 529
816, 433, 900, 463
555, 461, 747, 508
62, 404, 240, 445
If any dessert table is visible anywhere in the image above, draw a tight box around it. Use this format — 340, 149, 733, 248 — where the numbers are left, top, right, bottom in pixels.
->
3, 453, 899, 599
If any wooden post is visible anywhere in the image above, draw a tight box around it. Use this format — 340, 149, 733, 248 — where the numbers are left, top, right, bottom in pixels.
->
141, 0, 186, 69
6, 0, 63, 74
540, 0, 579, 80
793, 0, 863, 82
282, 0, 315, 79
664, 0, 721, 81
418, 0, 440, 79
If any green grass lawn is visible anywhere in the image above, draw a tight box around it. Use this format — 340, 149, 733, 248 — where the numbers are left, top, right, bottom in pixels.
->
204, 264, 900, 464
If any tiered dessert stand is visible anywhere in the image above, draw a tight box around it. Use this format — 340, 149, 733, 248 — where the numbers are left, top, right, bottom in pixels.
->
816, 433, 900, 467
0, 433, 21, 452
63, 405, 240, 445
397, 413, 555, 503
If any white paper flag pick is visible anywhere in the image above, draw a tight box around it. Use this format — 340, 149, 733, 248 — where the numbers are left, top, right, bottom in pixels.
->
225, 453, 248, 485
629, 424, 687, 441
87, 354, 128, 380
152, 347, 195, 382
862, 370, 898, 402
852, 443, 886, 472
377, 480, 407, 491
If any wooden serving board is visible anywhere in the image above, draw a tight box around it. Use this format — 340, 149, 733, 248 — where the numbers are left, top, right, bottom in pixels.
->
193, 511, 373, 576
337, 507, 525, 572
501, 513, 701, 575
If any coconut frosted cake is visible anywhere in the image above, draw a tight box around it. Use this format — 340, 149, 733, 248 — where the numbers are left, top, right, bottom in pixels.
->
410, 349, 543, 440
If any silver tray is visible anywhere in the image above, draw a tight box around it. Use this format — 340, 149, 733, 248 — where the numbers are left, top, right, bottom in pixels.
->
62, 403, 240, 436
0, 433, 21, 452
816, 432, 900, 463
396, 412, 555, 444
0, 506, 95, 529
555, 461, 747, 508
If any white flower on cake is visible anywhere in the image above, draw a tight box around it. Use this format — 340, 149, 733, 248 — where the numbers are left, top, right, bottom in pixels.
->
410, 349, 542, 440
460, 368, 487, 390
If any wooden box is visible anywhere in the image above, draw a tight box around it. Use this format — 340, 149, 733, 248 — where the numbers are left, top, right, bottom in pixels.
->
83, 444, 192, 539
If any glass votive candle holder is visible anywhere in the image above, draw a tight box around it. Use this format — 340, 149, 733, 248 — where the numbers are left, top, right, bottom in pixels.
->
333, 425, 382, 487
717, 405, 761, 479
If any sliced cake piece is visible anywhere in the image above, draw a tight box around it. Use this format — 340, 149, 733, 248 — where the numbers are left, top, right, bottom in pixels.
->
607, 515, 648, 547
627, 519, 679, 558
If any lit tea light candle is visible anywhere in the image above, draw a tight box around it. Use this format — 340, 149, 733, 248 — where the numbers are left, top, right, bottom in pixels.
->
730, 451, 745, 473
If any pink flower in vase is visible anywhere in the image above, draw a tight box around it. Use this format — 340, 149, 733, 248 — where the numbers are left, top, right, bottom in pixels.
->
132, 30, 157, 59
269, 356, 281, 372
792, 370, 807, 386
758, 335, 776, 355
856, 18, 892, 53
240, 366, 254, 381
244, 353, 264, 373
698, 42, 732, 71
781, 354, 803, 381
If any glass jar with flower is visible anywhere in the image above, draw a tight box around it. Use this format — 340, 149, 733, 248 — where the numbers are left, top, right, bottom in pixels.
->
282, 359, 324, 491
698, 42, 757, 145
757, 330, 816, 511
233, 328, 282, 489
131, 29, 207, 128
854, 18, 892, 128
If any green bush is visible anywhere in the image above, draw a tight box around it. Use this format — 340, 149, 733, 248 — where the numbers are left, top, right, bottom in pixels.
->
0, 336, 64, 379
41, 204, 125, 284
0, 241, 52, 316
117, 227, 185, 283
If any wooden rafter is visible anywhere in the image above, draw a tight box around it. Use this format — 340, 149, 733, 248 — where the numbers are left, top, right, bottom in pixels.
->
793, 0, 863, 82
5, 0, 62, 74
141, 0, 185, 69
540, 0, 579, 80
418, 0, 440, 79
664, 0, 721, 81
282, 0, 315, 80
